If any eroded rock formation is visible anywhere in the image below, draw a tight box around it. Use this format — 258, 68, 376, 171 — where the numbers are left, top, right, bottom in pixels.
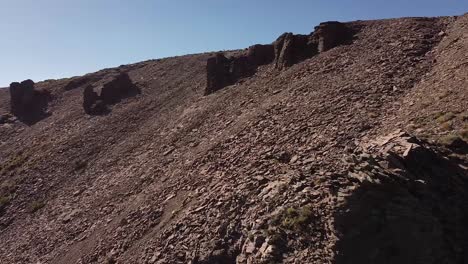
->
205, 53, 233, 95
273, 33, 317, 70
247, 44, 275, 66
83, 72, 139, 115
9, 79, 51, 124
314, 21, 354, 52
205, 21, 355, 94
10, 80, 35, 114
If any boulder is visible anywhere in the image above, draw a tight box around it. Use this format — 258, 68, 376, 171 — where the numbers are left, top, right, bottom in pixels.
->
99, 72, 136, 104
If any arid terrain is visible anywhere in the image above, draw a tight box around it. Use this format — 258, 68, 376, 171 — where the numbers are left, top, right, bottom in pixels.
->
0, 14, 467, 264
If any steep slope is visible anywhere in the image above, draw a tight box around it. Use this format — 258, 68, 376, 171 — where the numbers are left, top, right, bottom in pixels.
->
0, 15, 466, 264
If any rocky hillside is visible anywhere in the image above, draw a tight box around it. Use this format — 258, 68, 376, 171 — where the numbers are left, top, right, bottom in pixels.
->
0, 14, 467, 264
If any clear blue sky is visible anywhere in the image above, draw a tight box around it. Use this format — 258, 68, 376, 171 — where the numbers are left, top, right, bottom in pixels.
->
0, 0, 467, 87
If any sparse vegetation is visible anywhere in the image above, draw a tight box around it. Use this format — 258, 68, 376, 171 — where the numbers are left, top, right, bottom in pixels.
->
0, 180, 17, 196
28, 200, 45, 213
280, 206, 313, 231
461, 112, 468, 122
435, 112, 456, 123
0, 151, 29, 176
440, 121, 453, 131
0, 13, 467, 264
438, 134, 460, 147
0, 180, 17, 214
461, 128, 468, 141
0, 196, 10, 211
267, 230, 283, 246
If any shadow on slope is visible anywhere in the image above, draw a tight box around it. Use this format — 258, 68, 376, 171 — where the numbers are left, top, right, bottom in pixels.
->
334, 135, 468, 264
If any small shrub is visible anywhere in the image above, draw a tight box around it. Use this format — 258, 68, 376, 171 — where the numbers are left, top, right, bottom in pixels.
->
460, 112, 468, 122
280, 205, 313, 231
0, 151, 29, 175
28, 200, 45, 213
436, 112, 456, 123
268, 231, 282, 245
460, 129, 468, 141
440, 122, 453, 131
0, 196, 10, 211
286, 207, 297, 216
0, 180, 17, 195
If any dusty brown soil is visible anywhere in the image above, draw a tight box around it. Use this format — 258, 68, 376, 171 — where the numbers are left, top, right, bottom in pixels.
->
0, 14, 467, 264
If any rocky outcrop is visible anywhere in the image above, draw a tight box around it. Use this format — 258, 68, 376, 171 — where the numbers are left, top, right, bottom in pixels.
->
83, 72, 139, 115
10, 80, 35, 114
273, 33, 317, 70
205, 47, 276, 95
273, 22, 354, 69
247, 44, 275, 66
205, 53, 233, 95
9, 79, 51, 124
83, 86, 106, 115
205, 21, 355, 94
314, 21, 354, 52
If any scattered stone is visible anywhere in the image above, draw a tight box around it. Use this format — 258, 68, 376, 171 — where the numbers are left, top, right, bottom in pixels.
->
163, 147, 176, 156
1, 15, 466, 264
289, 155, 299, 164
0, 113, 15, 124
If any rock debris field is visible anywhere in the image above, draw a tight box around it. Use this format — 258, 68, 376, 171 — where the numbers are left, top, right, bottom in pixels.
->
0, 14, 467, 264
